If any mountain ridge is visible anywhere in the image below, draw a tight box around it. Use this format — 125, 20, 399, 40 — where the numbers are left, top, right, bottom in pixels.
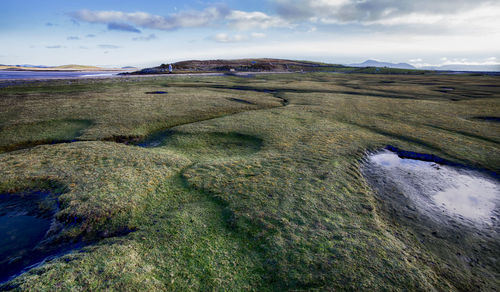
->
349, 60, 416, 69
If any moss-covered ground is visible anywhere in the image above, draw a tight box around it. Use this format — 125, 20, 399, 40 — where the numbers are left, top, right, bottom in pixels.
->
0, 73, 498, 291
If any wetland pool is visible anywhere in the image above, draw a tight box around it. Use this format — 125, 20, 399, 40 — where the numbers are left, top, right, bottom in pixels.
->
363, 148, 500, 228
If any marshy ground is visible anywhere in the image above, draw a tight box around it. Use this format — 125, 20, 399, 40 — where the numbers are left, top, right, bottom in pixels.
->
0, 73, 498, 290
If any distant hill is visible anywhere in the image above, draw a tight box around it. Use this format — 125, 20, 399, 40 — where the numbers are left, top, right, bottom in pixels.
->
52, 64, 103, 70
349, 60, 416, 70
128, 58, 348, 75
170, 58, 340, 72
126, 58, 500, 76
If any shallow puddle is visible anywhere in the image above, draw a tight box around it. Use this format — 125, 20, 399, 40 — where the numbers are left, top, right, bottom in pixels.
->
145, 91, 168, 94
436, 87, 455, 93
364, 149, 499, 227
363, 148, 500, 289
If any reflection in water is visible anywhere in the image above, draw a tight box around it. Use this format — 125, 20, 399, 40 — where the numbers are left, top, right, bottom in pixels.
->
434, 175, 497, 220
367, 150, 499, 225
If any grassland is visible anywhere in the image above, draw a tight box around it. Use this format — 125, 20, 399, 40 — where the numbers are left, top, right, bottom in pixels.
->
0, 72, 499, 291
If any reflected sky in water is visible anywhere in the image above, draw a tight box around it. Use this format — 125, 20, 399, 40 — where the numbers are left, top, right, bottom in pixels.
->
369, 150, 499, 223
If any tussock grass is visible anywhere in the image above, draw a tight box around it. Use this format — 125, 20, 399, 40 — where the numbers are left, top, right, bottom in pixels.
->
0, 72, 499, 290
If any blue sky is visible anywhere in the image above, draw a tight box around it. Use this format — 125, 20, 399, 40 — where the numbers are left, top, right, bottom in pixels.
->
1, 0, 499, 68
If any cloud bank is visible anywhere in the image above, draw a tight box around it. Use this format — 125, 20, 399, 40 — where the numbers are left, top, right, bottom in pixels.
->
273, 0, 500, 29
227, 11, 288, 29
70, 7, 230, 31
70, 7, 288, 32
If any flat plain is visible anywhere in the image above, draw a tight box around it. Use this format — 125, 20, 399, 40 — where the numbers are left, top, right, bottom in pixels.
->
0, 72, 499, 291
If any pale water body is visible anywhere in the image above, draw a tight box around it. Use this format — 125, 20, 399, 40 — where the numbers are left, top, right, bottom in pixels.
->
367, 150, 500, 226
0, 70, 118, 80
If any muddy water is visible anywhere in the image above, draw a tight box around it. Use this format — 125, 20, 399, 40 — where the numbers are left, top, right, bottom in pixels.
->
367, 150, 500, 227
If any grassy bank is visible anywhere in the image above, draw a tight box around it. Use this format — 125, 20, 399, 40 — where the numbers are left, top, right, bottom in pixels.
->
0, 72, 498, 290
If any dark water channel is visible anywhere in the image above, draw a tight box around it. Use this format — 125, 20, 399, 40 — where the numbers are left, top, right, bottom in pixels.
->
0, 191, 65, 284
145, 91, 168, 94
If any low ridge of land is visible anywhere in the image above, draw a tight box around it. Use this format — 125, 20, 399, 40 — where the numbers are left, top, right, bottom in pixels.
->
127, 58, 430, 75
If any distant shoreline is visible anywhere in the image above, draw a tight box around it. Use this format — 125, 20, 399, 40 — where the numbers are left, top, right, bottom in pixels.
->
0, 68, 130, 72
1, 69, 498, 86
0, 71, 297, 83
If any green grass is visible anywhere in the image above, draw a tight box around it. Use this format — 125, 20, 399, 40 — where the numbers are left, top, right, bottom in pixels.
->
0, 77, 281, 149
0, 72, 499, 291
150, 131, 264, 160
0, 119, 92, 152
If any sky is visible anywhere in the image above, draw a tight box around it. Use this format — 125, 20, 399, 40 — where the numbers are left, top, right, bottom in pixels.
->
0, 0, 499, 68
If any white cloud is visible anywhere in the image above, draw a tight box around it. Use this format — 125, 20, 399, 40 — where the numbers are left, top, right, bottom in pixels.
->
273, 0, 500, 31
365, 13, 444, 26
212, 32, 268, 43
409, 57, 500, 69
226, 10, 289, 29
213, 33, 248, 43
440, 57, 499, 66
251, 32, 267, 38
70, 7, 229, 31
71, 8, 289, 32
364, 4, 500, 34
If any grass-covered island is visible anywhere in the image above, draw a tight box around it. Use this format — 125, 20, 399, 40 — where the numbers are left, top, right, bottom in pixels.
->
0, 70, 499, 291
